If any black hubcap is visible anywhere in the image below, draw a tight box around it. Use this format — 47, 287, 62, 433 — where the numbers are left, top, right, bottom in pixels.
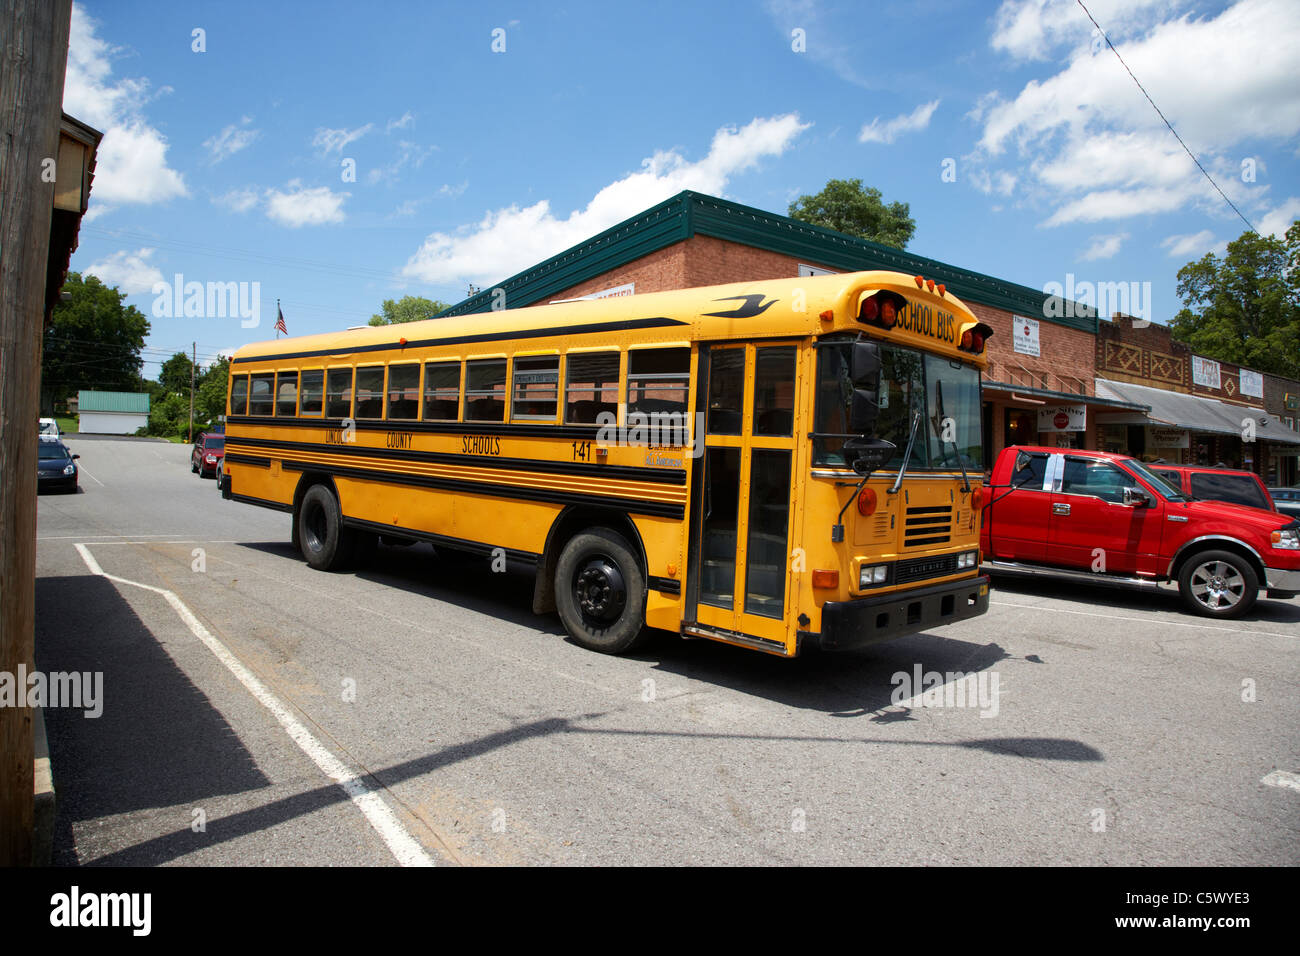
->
575, 556, 626, 624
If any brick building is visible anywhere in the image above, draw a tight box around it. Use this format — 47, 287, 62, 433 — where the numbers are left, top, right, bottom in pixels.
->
1093, 314, 1300, 483
441, 191, 1145, 467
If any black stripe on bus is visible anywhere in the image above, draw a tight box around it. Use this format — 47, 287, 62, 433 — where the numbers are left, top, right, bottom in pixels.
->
647, 576, 682, 596
224, 436, 687, 485
276, 457, 686, 519
230, 316, 690, 364
231, 493, 293, 513
340, 516, 539, 567
224, 453, 271, 467
225, 415, 603, 440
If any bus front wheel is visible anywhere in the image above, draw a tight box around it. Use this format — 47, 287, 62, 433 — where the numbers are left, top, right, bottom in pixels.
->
555, 529, 648, 654
298, 485, 356, 572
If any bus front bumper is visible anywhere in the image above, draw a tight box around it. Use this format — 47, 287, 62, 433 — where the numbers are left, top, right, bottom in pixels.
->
805, 575, 991, 652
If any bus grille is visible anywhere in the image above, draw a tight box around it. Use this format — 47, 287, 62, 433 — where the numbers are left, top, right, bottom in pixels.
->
895, 554, 957, 584
904, 506, 952, 547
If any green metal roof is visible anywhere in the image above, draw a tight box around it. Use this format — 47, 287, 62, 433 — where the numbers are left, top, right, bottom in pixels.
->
78, 390, 150, 413
438, 190, 1097, 332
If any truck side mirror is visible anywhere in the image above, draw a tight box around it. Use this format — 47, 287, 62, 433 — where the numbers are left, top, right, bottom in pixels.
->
1122, 486, 1151, 508
848, 340, 882, 434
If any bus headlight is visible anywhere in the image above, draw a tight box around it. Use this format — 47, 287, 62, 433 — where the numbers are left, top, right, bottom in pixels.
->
859, 564, 889, 588
955, 550, 979, 569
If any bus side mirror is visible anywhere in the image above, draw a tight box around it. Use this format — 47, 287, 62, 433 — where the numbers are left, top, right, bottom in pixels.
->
848, 340, 882, 434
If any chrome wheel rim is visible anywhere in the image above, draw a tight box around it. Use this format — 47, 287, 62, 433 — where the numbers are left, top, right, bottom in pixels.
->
1189, 560, 1245, 610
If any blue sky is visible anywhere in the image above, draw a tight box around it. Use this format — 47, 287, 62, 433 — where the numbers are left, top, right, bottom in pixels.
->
65, 0, 1300, 381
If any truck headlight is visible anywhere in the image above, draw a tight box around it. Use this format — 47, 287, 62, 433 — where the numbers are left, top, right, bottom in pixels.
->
859, 564, 889, 588
1271, 528, 1299, 550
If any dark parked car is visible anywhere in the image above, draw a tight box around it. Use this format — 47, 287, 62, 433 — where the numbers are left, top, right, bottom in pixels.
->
191, 433, 225, 478
1148, 464, 1277, 513
1269, 487, 1300, 519
37, 439, 79, 493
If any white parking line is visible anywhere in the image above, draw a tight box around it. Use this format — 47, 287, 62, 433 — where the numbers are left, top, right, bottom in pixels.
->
1260, 770, 1300, 792
990, 600, 1297, 639
73, 542, 435, 867
77, 464, 104, 486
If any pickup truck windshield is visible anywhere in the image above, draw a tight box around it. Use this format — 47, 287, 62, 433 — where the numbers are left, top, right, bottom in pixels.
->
1125, 459, 1187, 502
814, 340, 982, 472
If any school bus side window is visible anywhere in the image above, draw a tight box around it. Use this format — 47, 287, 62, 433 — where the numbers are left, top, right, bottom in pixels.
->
275, 372, 299, 416
512, 355, 559, 421
299, 369, 324, 416
229, 375, 249, 416
565, 352, 619, 424
248, 373, 274, 415
423, 362, 460, 421
325, 368, 353, 418
387, 364, 420, 420
355, 365, 384, 419
465, 359, 506, 422
628, 348, 689, 417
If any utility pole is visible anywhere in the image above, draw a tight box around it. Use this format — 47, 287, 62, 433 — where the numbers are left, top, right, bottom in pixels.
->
188, 341, 196, 442
0, 0, 73, 866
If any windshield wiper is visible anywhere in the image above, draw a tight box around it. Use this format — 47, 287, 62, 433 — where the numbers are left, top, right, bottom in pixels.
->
889, 412, 922, 495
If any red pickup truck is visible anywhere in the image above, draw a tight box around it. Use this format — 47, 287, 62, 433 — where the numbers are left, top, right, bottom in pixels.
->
981, 446, 1300, 618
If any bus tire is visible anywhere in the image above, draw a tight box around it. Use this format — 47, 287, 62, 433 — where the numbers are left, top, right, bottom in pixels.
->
555, 529, 648, 654
298, 484, 356, 572
1176, 549, 1258, 619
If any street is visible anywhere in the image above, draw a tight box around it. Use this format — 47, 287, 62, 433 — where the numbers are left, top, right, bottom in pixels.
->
35, 436, 1300, 866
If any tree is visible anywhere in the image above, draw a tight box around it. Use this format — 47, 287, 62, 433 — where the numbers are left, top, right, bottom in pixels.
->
1170, 223, 1300, 380
369, 295, 452, 326
158, 351, 195, 395
41, 272, 150, 413
787, 178, 916, 249
196, 356, 230, 424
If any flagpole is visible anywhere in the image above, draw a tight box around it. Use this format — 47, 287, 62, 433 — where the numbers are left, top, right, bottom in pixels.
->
276, 298, 280, 339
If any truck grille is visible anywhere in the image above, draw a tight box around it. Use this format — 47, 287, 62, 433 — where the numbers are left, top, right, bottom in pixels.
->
904, 506, 952, 547
895, 553, 957, 584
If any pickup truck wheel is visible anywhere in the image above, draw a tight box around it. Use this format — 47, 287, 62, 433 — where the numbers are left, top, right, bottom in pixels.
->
1177, 550, 1257, 619
555, 529, 648, 654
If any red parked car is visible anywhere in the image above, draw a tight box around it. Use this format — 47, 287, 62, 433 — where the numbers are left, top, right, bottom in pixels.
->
981, 446, 1300, 618
1146, 463, 1277, 513
191, 433, 225, 478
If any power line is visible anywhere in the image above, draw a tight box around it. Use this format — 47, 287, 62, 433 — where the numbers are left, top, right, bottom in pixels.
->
1076, 0, 1257, 235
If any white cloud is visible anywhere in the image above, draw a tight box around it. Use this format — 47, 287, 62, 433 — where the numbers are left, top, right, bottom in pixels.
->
858, 100, 940, 144
438, 181, 468, 198
763, 0, 879, 88
386, 112, 414, 133
1080, 232, 1128, 260
203, 117, 258, 163
1256, 197, 1300, 238
312, 124, 373, 154
990, 0, 1181, 62
402, 114, 809, 286
62, 6, 187, 204
214, 187, 261, 213
971, 0, 1300, 227
84, 248, 164, 294
1160, 229, 1216, 258
367, 140, 436, 184
264, 180, 348, 227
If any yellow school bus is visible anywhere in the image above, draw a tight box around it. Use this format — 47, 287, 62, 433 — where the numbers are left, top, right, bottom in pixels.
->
223, 271, 991, 656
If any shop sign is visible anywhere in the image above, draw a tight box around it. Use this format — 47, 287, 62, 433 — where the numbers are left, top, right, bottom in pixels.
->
1192, 355, 1221, 389
1239, 368, 1263, 398
1146, 426, 1189, 449
1038, 404, 1086, 432
1013, 315, 1040, 357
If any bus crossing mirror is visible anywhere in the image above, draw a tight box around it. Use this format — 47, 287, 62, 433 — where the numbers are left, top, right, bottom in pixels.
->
844, 437, 896, 475
848, 340, 882, 434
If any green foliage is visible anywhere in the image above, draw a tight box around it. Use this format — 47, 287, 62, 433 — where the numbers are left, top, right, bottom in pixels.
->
42, 272, 150, 411
1169, 224, 1300, 380
368, 295, 453, 326
196, 356, 230, 425
146, 392, 189, 439
787, 178, 916, 249
158, 352, 196, 394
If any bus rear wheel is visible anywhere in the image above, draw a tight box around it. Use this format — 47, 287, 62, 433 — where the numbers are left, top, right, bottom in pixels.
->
298, 485, 356, 572
555, 529, 648, 654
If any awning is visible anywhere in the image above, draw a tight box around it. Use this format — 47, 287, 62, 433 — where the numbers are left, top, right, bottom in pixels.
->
981, 380, 1148, 411
1094, 378, 1300, 446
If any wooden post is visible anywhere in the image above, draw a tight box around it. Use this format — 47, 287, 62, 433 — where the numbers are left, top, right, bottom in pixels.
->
0, 0, 73, 866
188, 341, 195, 442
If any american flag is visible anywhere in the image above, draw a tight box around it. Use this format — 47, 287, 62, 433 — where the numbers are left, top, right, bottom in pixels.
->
274, 304, 287, 336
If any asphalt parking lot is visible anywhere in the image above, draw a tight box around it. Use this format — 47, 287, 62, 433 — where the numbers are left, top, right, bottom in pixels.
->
34, 435, 1300, 865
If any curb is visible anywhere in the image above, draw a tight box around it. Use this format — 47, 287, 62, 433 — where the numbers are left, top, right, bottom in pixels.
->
33, 707, 54, 866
